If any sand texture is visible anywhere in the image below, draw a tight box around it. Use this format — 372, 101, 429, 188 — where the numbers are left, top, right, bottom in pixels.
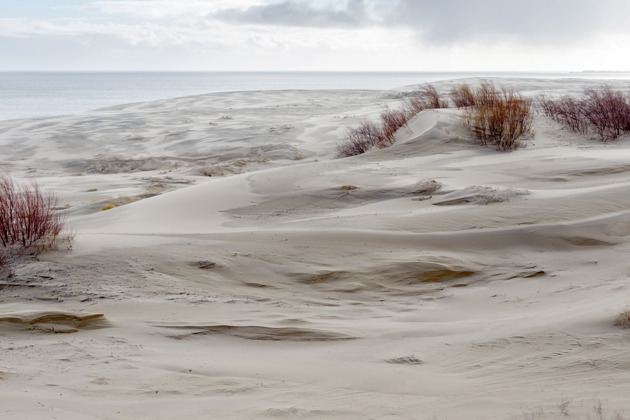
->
2, 78, 630, 419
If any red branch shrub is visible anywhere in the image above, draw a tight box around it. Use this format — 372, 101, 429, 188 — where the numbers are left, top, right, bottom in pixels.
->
380, 109, 409, 142
538, 95, 589, 134
583, 86, 630, 140
336, 120, 387, 158
537, 85, 630, 141
0, 175, 65, 252
337, 84, 447, 158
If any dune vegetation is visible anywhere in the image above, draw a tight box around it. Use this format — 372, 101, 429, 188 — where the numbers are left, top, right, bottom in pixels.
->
339, 82, 630, 158
0, 175, 69, 273
336, 84, 449, 157
538, 84, 630, 140
338, 81, 536, 156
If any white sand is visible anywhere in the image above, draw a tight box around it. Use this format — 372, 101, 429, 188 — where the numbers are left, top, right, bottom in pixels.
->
2, 79, 630, 419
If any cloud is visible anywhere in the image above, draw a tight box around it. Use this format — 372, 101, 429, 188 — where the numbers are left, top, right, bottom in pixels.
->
0, 18, 129, 38
214, 0, 370, 28
7, 1, 629, 49
2, 0, 630, 71
90, 0, 255, 19
385, 0, 630, 45
0, 0, 379, 49
0, 17, 226, 50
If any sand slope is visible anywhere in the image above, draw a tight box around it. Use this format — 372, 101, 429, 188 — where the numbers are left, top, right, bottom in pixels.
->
2, 79, 630, 419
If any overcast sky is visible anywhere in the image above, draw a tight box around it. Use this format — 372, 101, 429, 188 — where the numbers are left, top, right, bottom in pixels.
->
1, 0, 629, 71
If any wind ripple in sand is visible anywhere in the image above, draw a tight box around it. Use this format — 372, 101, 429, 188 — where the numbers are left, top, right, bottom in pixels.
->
289, 260, 480, 297
433, 186, 529, 206
385, 355, 424, 365
261, 407, 350, 418
160, 324, 356, 342
0, 312, 110, 334
439, 332, 630, 390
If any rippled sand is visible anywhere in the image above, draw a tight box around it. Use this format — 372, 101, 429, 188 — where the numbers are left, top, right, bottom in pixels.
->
1, 78, 630, 419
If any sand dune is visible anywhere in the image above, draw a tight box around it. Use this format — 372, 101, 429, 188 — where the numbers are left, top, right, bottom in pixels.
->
2, 78, 630, 419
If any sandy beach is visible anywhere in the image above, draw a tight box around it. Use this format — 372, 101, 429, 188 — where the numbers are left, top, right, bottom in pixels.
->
2, 78, 630, 419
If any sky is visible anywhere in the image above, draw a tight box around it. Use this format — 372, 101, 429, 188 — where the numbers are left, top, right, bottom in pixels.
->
1, 0, 630, 72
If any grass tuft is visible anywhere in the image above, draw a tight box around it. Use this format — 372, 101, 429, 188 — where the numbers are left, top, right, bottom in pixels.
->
450, 83, 476, 108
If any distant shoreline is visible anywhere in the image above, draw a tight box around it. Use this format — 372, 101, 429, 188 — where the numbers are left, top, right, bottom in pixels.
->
3, 71, 630, 121
575, 70, 630, 73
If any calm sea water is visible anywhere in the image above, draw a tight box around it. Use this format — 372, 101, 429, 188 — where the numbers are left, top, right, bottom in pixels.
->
2, 71, 630, 121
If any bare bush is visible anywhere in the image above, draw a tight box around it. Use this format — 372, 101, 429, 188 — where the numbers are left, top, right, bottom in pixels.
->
538, 95, 589, 135
419, 83, 449, 109
336, 108, 410, 158
537, 85, 630, 141
583, 85, 630, 140
404, 84, 449, 115
404, 95, 426, 116
0, 175, 66, 253
537, 94, 556, 118
380, 109, 410, 142
338, 83, 449, 158
465, 81, 534, 150
336, 120, 388, 158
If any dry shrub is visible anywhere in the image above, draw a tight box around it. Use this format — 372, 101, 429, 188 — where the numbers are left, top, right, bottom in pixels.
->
450, 83, 476, 108
538, 95, 589, 135
0, 175, 66, 253
380, 109, 409, 142
404, 95, 427, 116
465, 81, 533, 150
417, 83, 449, 109
336, 109, 408, 158
337, 108, 409, 158
537, 84, 630, 141
614, 311, 630, 328
337, 83, 447, 158
336, 120, 388, 158
583, 85, 630, 140
404, 84, 449, 115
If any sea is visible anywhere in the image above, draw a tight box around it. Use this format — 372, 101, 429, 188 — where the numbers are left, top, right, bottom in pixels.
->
2, 71, 630, 121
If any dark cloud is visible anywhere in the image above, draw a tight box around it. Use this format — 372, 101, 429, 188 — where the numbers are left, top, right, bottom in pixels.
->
385, 0, 630, 45
215, 0, 630, 47
214, 0, 369, 28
